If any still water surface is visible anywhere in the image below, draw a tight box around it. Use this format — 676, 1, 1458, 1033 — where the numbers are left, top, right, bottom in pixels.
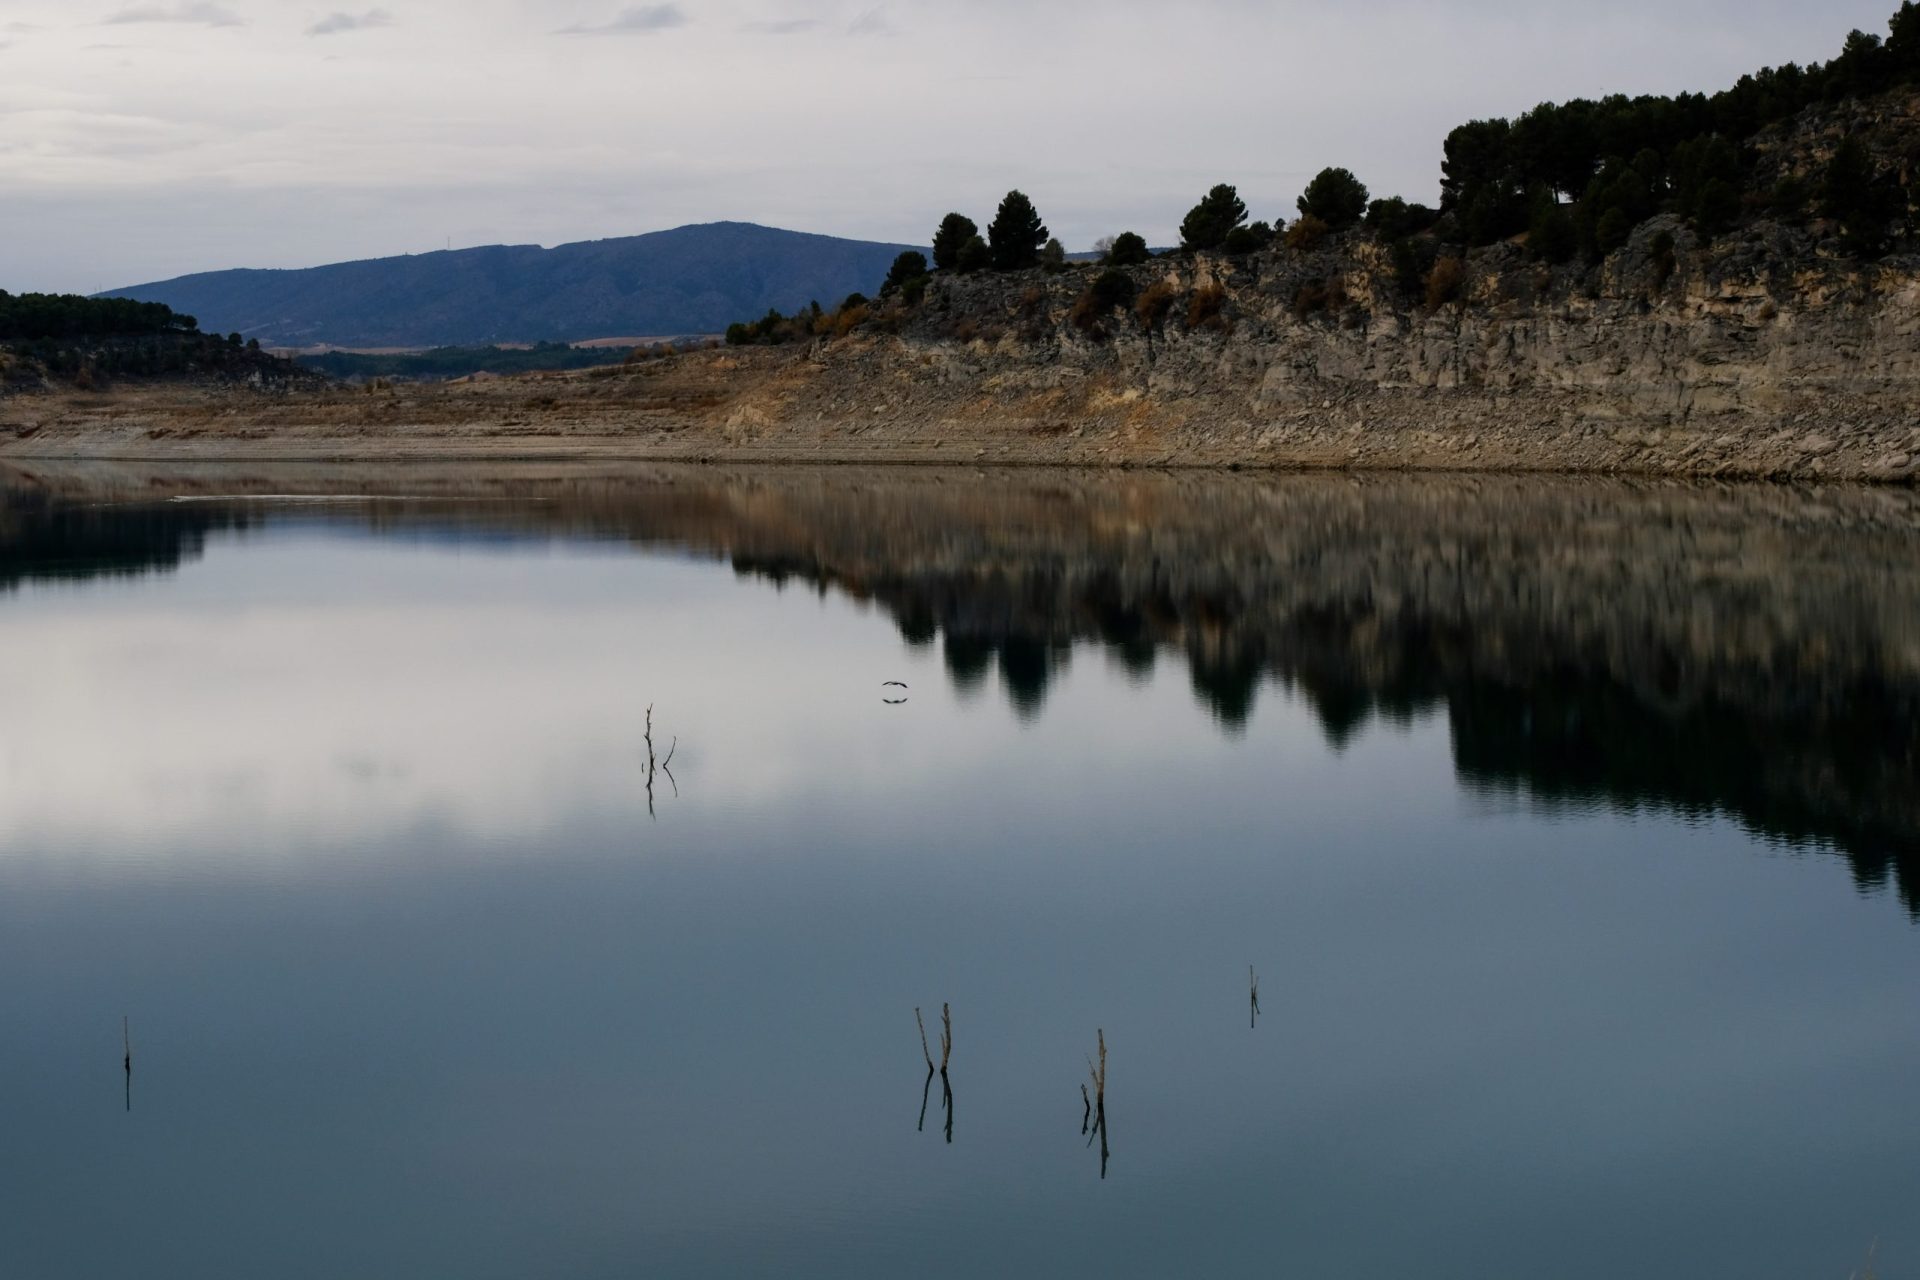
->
2, 463, 1917, 1278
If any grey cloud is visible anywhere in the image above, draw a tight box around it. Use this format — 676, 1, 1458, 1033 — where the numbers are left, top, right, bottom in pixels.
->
554, 4, 686, 35
102, 3, 242, 26
742, 12, 896, 37
6, 0, 1903, 295
307, 9, 395, 36
846, 7, 897, 36
742, 18, 822, 34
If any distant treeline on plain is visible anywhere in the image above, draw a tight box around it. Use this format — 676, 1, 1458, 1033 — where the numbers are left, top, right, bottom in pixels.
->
297, 342, 676, 381
0, 290, 300, 388
0, 291, 199, 341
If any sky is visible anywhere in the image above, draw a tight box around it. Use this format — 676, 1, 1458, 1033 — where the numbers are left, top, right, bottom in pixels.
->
0, 0, 1904, 293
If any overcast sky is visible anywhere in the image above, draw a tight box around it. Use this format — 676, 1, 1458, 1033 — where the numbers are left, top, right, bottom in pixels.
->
0, 0, 1902, 292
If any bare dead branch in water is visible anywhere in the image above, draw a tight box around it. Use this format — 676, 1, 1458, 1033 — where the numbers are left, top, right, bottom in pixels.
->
642, 709, 684, 817
644, 705, 656, 819
1081, 1083, 1091, 1135
914, 1003, 954, 1142
1085, 1029, 1109, 1176
1250, 965, 1260, 1029
123, 1016, 132, 1113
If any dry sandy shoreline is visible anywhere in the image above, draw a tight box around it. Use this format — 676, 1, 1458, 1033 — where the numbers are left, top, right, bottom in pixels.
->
3, 343, 1916, 483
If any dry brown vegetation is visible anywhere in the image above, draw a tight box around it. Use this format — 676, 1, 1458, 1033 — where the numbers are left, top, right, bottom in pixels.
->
1425, 256, 1467, 310
1187, 284, 1229, 331
1285, 215, 1329, 251
1068, 292, 1104, 333
1292, 275, 1349, 319
1135, 281, 1179, 328
834, 304, 871, 338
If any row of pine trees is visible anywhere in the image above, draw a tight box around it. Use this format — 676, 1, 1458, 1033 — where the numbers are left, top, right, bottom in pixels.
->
729, 4, 1920, 345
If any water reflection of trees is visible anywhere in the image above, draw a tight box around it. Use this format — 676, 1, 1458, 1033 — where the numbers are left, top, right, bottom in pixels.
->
7, 464, 1918, 912
0, 485, 251, 592
866, 573, 1920, 912
724, 479, 1920, 913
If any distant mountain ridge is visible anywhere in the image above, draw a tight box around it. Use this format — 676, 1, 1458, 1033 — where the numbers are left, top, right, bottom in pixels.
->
98, 222, 920, 348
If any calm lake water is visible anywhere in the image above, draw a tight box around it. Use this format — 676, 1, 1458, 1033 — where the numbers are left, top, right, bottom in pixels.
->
2, 461, 1917, 1279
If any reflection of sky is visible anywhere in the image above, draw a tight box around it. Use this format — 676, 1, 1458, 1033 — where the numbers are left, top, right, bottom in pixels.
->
2, 525, 1917, 1279
0, 527, 1362, 865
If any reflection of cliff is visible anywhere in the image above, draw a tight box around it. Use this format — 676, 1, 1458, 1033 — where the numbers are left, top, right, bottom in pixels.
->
6, 462, 1919, 909
0, 483, 252, 592
710, 478, 1920, 914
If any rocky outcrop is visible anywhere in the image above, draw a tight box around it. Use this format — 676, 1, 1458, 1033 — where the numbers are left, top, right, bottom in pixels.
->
830, 215, 1920, 483
7, 88, 1920, 480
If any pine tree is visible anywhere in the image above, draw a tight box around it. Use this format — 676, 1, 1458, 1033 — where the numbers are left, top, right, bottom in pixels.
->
955, 235, 992, 274
883, 250, 929, 295
932, 214, 978, 271
1180, 184, 1249, 252
988, 190, 1049, 270
1297, 167, 1371, 231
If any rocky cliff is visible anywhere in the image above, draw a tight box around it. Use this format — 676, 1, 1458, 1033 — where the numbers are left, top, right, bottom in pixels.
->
793, 212, 1918, 482
692, 87, 1920, 482
8, 91, 1920, 478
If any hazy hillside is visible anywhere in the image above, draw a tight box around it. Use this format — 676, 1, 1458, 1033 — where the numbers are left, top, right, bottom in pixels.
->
99, 222, 919, 348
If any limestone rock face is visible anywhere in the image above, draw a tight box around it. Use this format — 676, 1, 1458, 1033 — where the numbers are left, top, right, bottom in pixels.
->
857, 212, 1920, 481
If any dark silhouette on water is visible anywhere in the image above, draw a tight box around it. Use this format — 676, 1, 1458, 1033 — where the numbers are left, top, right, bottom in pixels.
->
1250, 966, 1260, 1029
642, 706, 678, 819
913, 1005, 954, 1142
914, 1007, 934, 1133
939, 1004, 953, 1145
122, 1016, 132, 1113
1086, 1029, 1109, 1179
0, 486, 253, 594
711, 481, 1920, 916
